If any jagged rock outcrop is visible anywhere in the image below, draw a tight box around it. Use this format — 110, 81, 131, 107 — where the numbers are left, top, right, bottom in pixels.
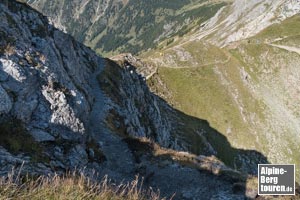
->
0, 0, 100, 173
100, 58, 174, 148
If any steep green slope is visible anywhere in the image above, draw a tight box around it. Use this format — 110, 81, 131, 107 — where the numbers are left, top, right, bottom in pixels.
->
143, 15, 300, 179
230, 15, 300, 169
27, 0, 228, 56
143, 41, 264, 150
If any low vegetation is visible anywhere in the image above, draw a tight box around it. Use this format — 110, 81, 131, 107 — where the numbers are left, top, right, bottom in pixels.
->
253, 15, 300, 42
0, 171, 164, 200
124, 136, 245, 182
0, 119, 48, 163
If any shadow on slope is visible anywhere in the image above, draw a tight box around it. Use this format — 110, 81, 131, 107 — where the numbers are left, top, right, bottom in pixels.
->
97, 58, 272, 199
99, 58, 269, 176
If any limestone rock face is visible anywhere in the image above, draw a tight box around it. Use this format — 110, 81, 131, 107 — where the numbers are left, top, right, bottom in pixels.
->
116, 63, 174, 147
0, 1, 99, 172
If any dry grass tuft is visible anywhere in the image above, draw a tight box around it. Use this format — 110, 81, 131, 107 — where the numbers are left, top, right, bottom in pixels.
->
124, 137, 246, 183
0, 170, 165, 200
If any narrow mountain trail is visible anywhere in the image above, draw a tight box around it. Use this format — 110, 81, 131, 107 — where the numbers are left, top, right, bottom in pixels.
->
158, 56, 231, 69
88, 59, 135, 181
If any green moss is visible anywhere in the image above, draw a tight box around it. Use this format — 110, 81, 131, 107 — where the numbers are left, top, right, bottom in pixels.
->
0, 119, 49, 163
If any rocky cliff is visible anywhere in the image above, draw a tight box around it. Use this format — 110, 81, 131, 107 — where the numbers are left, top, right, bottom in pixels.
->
0, 0, 102, 174
0, 0, 181, 175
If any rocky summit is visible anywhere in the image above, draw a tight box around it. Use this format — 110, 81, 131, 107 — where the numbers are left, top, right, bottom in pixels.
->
1, 0, 300, 199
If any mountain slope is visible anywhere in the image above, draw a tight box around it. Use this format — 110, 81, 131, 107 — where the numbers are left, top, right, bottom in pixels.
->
26, 0, 228, 55
0, 1, 272, 199
192, 0, 300, 47
24, 0, 300, 184
142, 13, 300, 181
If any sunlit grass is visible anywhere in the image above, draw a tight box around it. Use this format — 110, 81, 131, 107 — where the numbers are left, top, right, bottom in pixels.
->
0, 170, 164, 200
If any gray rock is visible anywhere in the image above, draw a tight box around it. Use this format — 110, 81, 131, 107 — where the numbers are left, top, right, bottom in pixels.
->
0, 58, 27, 83
50, 160, 66, 170
0, 1, 96, 177
30, 129, 55, 142
0, 147, 25, 165
0, 62, 9, 82
42, 87, 85, 134
68, 145, 88, 168
0, 84, 12, 114
88, 148, 95, 159
53, 146, 64, 160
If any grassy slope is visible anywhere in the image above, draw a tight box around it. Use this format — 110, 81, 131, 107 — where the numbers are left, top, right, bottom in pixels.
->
229, 15, 300, 174
143, 15, 300, 179
253, 15, 300, 42
144, 41, 263, 149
